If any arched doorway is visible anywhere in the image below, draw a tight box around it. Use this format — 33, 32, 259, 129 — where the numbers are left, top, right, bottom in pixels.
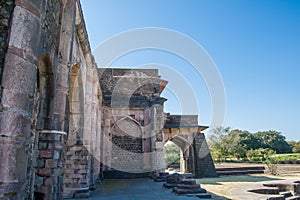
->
109, 116, 143, 173
63, 63, 89, 198
164, 136, 195, 174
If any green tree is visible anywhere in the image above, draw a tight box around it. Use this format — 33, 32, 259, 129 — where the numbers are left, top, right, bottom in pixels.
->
227, 129, 261, 159
254, 130, 292, 153
208, 127, 231, 161
288, 141, 300, 153
164, 144, 180, 166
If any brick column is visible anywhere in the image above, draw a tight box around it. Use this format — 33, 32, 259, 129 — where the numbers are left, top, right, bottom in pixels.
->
63, 145, 90, 198
34, 130, 66, 200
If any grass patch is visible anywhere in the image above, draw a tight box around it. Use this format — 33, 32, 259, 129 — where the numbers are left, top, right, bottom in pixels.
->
272, 153, 300, 161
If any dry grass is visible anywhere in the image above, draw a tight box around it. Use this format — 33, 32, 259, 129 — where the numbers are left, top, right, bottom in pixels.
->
198, 163, 300, 199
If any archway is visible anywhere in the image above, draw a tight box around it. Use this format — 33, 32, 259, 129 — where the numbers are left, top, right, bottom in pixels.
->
63, 63, 89, 198
109, 116, 144, 173
33, 54, 62, 199
164, 136, 195, 174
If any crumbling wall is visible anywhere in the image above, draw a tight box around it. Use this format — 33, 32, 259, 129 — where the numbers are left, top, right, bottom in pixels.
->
0, 0, 103, 199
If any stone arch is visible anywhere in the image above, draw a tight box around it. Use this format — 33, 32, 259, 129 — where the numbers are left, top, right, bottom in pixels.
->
63, 63, 89, 198
167, 135, 195, 174
33, 54, 60, 199
108, 116, 144, 173
34, 54, 55, 130
111, 116, 143, 137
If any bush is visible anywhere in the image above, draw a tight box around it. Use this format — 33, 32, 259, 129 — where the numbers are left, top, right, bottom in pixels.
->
246, 148, 275, 162
265, 158, 278, 175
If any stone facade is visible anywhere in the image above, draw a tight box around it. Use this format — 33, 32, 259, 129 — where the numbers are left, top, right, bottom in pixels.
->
164, 115, 217, 178
99, 68, 167, 177
0, 0, 216, 199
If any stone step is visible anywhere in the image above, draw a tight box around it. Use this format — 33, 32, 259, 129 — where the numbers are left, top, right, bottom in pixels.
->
216, 166, 265, 171
217, 170, 265, 176
180, 179, 197, 185
280, 191, 293, 198
185, 193, 212, 198
173, 187, 207, 194
248, 187, 279, 195
266, 195, 285, 200
154, 177, 167, 182
286, 196, 300, 200
163, 183, 178, 188
176, 184, 201, 190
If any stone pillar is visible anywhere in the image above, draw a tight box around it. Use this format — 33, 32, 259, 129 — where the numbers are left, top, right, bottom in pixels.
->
151, 104, 165, 173
0, 2, 41, 197
34, 130, 66, 200
193, 133, 217, 177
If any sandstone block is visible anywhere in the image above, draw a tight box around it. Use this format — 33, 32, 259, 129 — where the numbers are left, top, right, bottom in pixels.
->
36, 168, 51, 177
9, 6, 41, 55
45, 159, 57, 168
39, 150, 53, 159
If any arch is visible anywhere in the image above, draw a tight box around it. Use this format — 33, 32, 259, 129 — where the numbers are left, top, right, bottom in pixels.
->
32, 54, 55, 199
63, 62, 89, 196
35, 54, 55, 130
68, 62, 85, 143
167, 135, 195, 174
111, 116, 143, 138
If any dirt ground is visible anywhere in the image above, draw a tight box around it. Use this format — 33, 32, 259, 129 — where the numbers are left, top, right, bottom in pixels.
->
199, 163, 300, 200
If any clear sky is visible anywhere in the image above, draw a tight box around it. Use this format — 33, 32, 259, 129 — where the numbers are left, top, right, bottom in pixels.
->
81, 0, 300, 141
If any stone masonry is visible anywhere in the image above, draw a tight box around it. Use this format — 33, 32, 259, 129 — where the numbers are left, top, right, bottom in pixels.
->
0, 0, 216, 199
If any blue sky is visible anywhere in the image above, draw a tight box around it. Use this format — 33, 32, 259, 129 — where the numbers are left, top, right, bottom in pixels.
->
81, 0, 300, 141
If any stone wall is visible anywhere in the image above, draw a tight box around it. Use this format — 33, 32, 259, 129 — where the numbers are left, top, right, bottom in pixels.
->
0, 0, 217, 198
0, 0, 102, 199
99, 68, 168, 178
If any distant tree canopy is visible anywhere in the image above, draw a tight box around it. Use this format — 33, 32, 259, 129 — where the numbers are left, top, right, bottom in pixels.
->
288, 141, 300, 153
254, 130, 292, 153
164, 143, 180, 166
208, 127, 294, 161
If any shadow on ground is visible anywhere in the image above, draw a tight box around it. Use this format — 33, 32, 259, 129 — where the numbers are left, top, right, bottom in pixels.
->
197, 175, 284, 185
74, 178, 229, 200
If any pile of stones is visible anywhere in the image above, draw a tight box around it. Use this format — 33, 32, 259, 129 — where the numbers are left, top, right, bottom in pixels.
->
153, 172, 212, 199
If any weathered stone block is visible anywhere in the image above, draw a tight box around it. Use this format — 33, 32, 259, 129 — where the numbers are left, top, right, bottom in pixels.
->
36, 168, 51, 177
44, 177, 58, 186
45, 159, 57, 168
53, 150, 60, 159
294, 184, 300, 195
1, 88, 34, 113
2, 51, 37, 95
52, 168, 64, 176
39, 150, 53, 159
9, 6, 41, 55
38, 142, 48, 150
34, 175, 44, 186
0, 110, 31, 137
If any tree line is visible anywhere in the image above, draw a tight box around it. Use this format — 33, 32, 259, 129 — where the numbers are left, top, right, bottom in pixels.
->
208, 127, 300, 162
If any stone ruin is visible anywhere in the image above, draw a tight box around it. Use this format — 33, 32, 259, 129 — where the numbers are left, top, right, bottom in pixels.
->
153, 172, 212, 199
0, 0, 216, 199
248, 181, 300, 200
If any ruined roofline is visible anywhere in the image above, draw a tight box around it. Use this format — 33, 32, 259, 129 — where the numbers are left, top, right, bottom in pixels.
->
164, 125, 209, 132
97, 68, 161, 78
164, 114, 209, 131
97, 67, 168, 96
75, 0, 98, 69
